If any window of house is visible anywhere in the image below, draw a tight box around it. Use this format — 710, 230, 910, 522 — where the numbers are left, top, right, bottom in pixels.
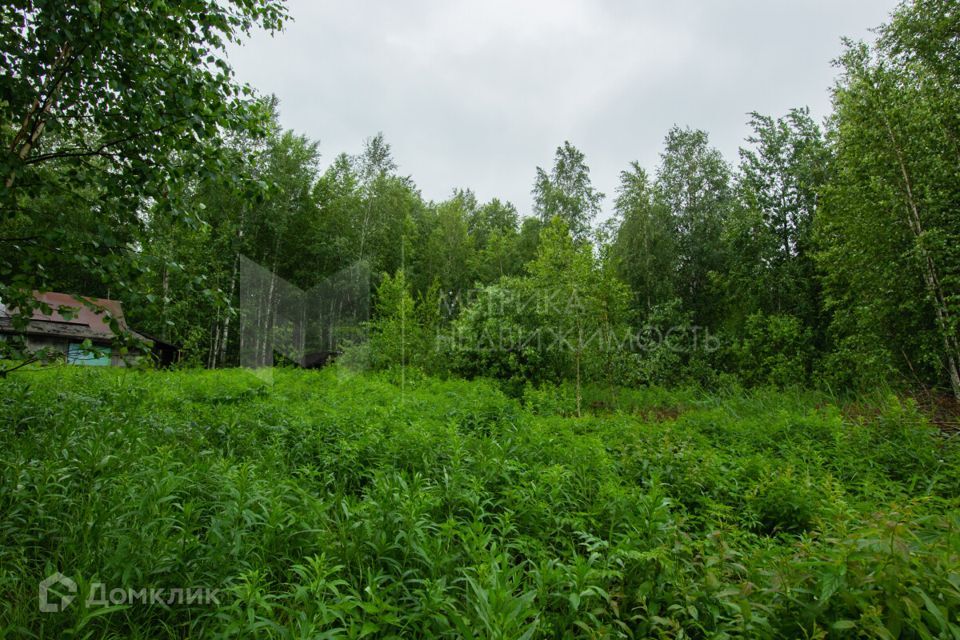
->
67, 343, 111, 366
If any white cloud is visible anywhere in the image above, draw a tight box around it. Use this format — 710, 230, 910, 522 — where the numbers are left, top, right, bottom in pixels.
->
227, 0, 900, 217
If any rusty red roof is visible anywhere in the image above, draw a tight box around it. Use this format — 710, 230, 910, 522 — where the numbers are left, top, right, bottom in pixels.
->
0, 291, 146, 343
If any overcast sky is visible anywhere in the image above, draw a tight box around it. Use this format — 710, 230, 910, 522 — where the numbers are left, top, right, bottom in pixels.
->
227, 1, 900, 217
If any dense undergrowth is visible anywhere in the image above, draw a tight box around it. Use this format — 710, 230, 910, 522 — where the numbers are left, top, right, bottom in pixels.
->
0, 366, 958, 638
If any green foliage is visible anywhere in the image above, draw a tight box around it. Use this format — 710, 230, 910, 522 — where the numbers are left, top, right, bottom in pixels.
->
818, 5, 960, 397
136, 102, 325, 365
415, 191, 478, 295
468, 198, 526, 283
610, 163, 677, 312
652, 126, 733, 329
368, 270, 417, 371
0, 0, 287, 346
4, 0, 960, 401
0, 367, 957, 637
448, 218, 631, 407
627, 299, 699, 387
743, 466, 826, 535
731, 313, 813, 388
445, 278, 549, 394
5, 3, 960, 634
723, 108, 829, 340
532, 142, 604, 243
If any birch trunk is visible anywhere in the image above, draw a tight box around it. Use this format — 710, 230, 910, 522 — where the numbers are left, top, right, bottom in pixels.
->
220, 250, 241, 367
882, 118, 960, 398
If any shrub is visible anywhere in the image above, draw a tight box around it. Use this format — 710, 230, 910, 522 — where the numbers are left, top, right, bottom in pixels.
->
0, 367, 956, 637
733, 312, 813, 387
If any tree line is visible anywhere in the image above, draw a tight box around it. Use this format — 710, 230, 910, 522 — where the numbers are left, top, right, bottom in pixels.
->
1, 0, 958, 398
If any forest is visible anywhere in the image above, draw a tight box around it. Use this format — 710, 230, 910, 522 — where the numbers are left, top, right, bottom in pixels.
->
1, 0, 958, 400
1, 0, 959, 638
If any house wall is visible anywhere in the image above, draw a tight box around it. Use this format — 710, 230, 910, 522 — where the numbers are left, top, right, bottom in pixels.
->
1, 333, 138, 367
23, 335, 71, 359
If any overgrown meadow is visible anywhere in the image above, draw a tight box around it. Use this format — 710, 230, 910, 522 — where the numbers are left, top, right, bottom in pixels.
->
1, 366, 958, 638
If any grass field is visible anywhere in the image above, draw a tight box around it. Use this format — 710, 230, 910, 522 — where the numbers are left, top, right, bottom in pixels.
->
1, 366, 958, 638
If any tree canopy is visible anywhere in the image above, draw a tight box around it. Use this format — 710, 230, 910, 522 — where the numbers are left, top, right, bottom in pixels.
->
2, 0, 959, 399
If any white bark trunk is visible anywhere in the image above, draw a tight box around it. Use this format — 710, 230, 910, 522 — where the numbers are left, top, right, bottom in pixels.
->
883, 118, 960, 398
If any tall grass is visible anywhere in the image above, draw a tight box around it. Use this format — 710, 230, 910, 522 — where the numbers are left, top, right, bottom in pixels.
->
1, 366, 957, 638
